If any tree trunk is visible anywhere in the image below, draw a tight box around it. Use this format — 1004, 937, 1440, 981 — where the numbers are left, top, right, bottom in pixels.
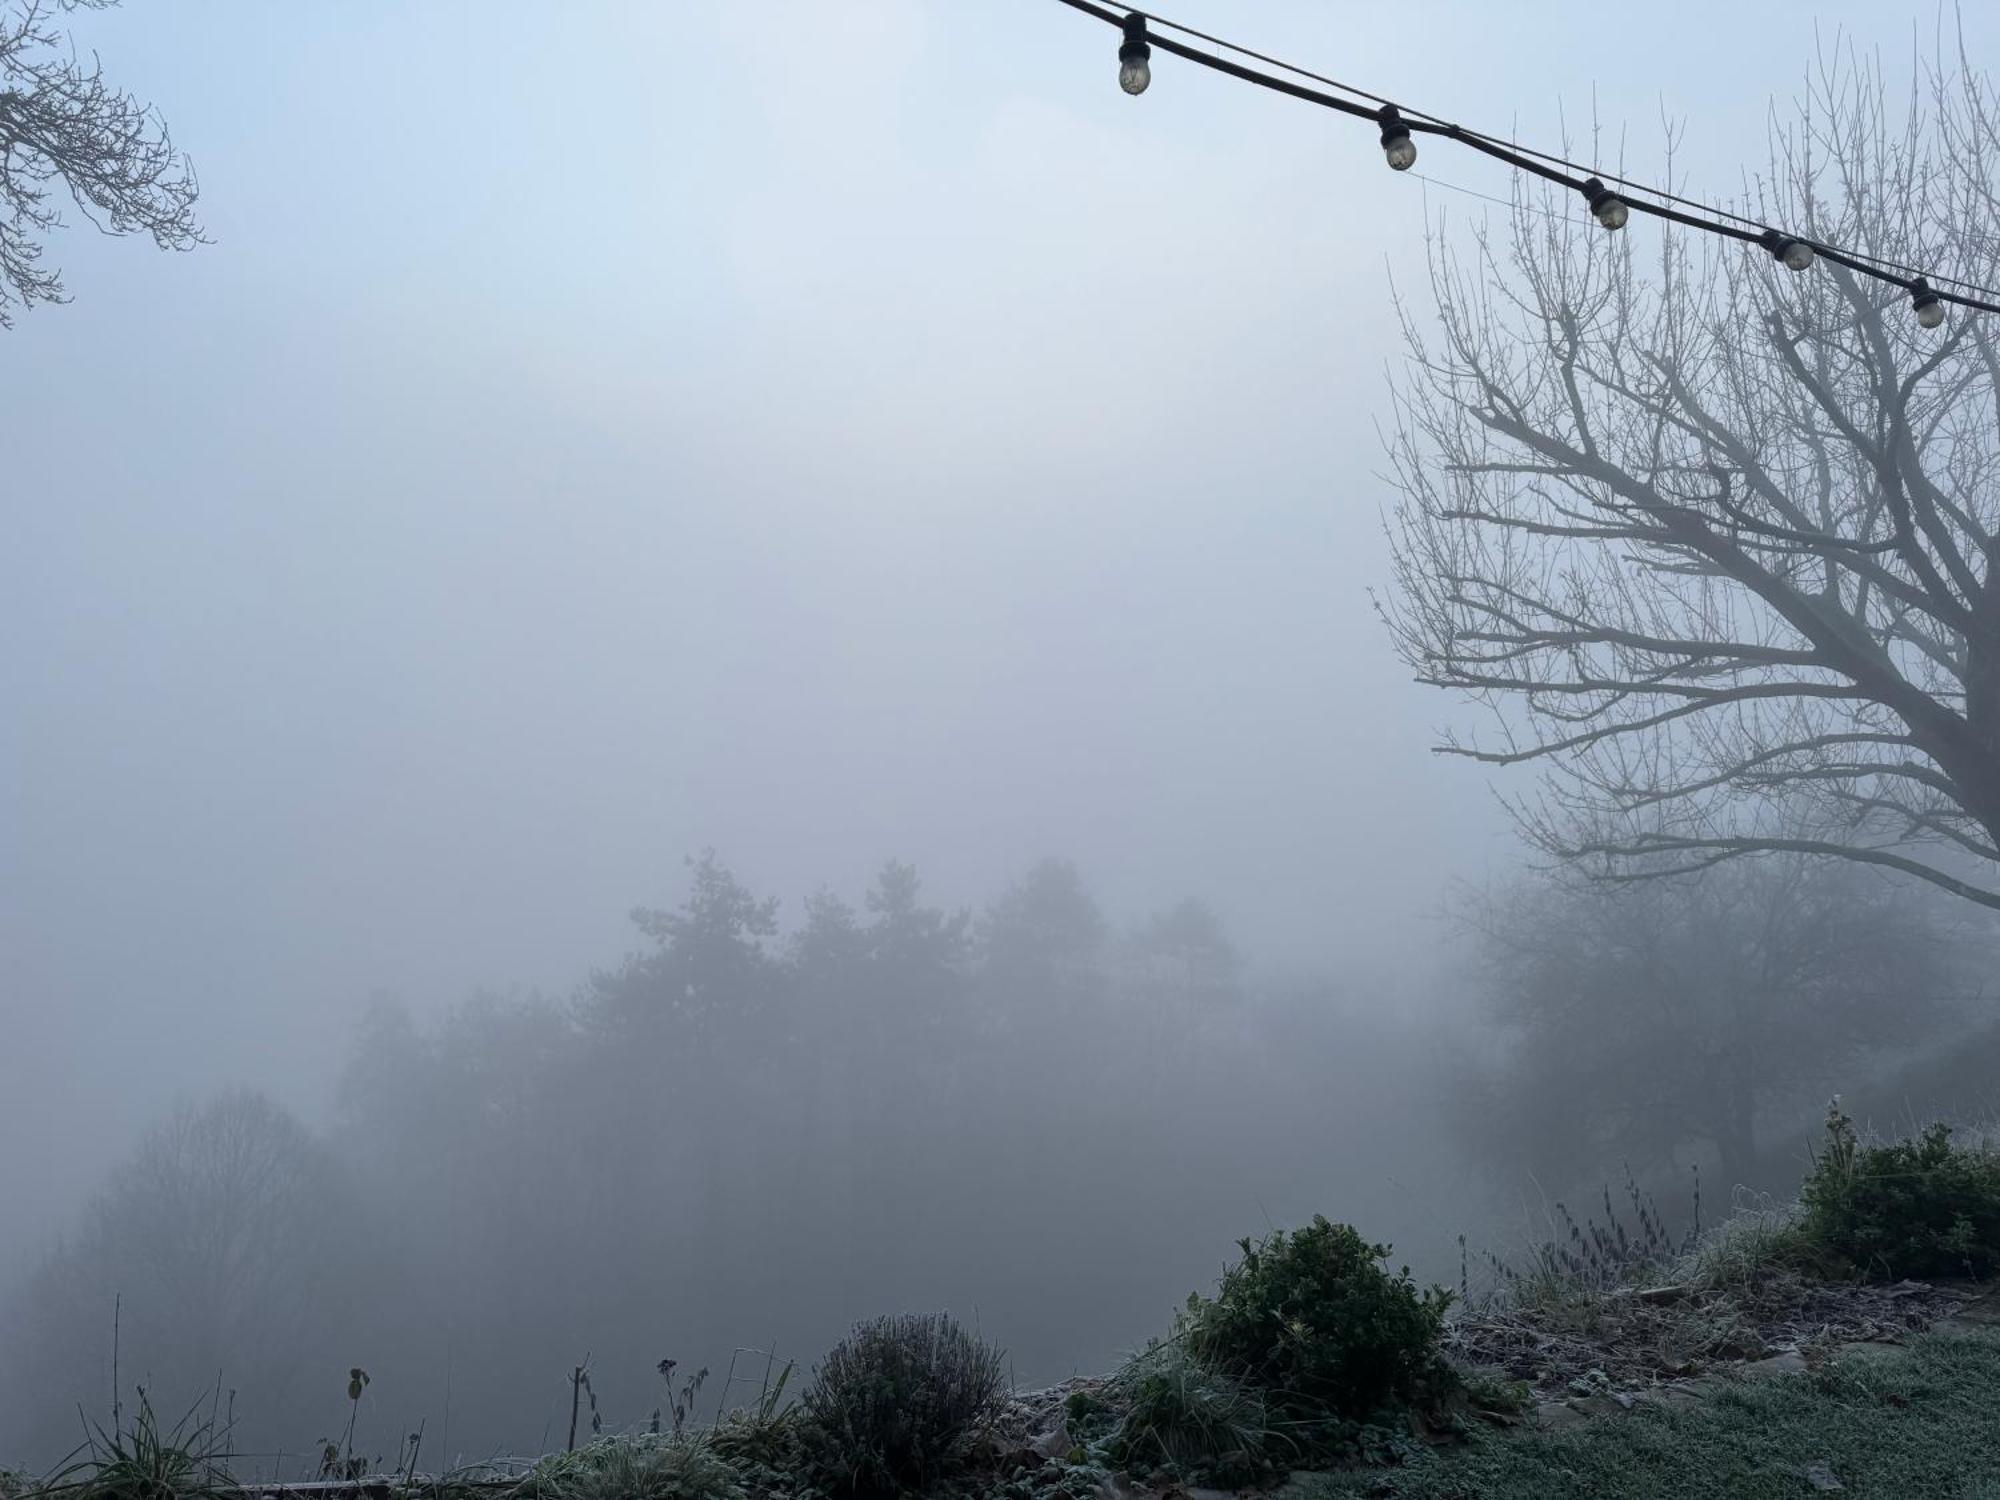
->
1716, 1084, 1758, 1191
1961, 566, 2000, 844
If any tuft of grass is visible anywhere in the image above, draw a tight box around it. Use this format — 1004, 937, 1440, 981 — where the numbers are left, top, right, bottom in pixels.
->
1482, 1171, 1698, 1311
1103, 1341, 1284, 1486
1673, 1191, 1815, 1292
396, 1474, 503, 1500
54, 1388, 236, 1500
1285, 1328, 2000, 1499
516, 1433, 745, 1500
705, 1404, 808, 1496
979, 1462, 1113, 1500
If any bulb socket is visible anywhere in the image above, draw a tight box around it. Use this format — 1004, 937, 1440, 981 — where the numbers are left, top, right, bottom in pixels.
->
1118, 13, 1150, 67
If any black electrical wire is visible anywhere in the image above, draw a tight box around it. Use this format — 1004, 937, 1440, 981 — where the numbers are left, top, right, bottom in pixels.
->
1047, 0, 2000, 317
1089, 1, 1788, 235
1065, 0, 1997, 295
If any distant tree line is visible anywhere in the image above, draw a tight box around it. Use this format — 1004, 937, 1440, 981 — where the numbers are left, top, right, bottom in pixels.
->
0, 854, 1459, 1471
3, 850, 1983, 1472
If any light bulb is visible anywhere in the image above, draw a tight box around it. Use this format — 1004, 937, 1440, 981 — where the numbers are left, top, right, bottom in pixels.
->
1912, 279, 1946, 329
1582, 177, 1629, 231
1760, 230, 1815, 272
1378, 105, 1416, 171
1118, 14, 1151, 96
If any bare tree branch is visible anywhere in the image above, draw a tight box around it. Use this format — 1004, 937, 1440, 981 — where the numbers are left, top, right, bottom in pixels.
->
1383, 39, 2000, 907
0, 0, 201, 325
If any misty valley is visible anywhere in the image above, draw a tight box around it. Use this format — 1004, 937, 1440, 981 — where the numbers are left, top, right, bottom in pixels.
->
10, 2, 2000, 1497
6, 850, 1999, 1497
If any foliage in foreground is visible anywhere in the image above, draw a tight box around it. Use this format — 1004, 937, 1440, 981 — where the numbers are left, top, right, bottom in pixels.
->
1288, 1329, 2000, 1499
1800, 1104, 2000, 1281
1478, 1172, 1701, 1310
1096, 1342, 1280, 1488
54, 1390, 236, 1500
1044, 1219, 1461, 1489
1185, 1216, 1456, 1420
799, 1312, 1005, 1498
1471, 1105, 2000, 1316
1675, 1196, 1812, 1293
33, 1117, 2000, 1500
517, 1433, 746, 1500
702, 1405, 812, 1497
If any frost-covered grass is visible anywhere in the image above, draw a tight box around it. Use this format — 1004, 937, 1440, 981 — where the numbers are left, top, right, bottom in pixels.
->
514, 1433, 748, 1500
1287, 1329, 2000, 1500
4, 1390, 238, 1500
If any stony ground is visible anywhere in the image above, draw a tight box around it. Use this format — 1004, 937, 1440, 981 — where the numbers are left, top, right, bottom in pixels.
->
985, 1280, 2000, 1499
1449, 1272, 1997, 1429
1285, 1324, 2000, 1498
21, 1280, 1995, 1500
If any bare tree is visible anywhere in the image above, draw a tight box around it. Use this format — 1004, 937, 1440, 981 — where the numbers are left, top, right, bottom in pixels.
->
0, 0, 200, 324
0, 1091, 362, 1459
1383, 39, 2000, 908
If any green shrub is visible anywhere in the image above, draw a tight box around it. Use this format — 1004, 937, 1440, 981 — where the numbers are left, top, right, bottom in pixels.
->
1800, 1104, 2000, 1280
801, 1312, 1005, 1498
1676, 1195, 1812, 1290
1185, 1216, 1455, 1420
1062, 1389, 1109, 1429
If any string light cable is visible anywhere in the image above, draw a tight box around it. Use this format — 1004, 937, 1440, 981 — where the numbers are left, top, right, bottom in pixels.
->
1093, 4, 1800, 238
1049, 0, 2000, 321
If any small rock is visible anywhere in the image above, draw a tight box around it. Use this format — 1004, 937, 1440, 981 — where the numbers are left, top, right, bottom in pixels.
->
1534, 1401, 1588, 1429
1801, 1460, 1845, 1491
1030, 1420, 1072, 1459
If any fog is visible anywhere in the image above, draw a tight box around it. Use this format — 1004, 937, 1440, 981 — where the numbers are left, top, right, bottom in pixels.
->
5, 0, 1998, 1476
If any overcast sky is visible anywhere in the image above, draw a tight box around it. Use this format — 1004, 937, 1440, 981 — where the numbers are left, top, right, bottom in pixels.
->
6, 0, 1994, 1256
